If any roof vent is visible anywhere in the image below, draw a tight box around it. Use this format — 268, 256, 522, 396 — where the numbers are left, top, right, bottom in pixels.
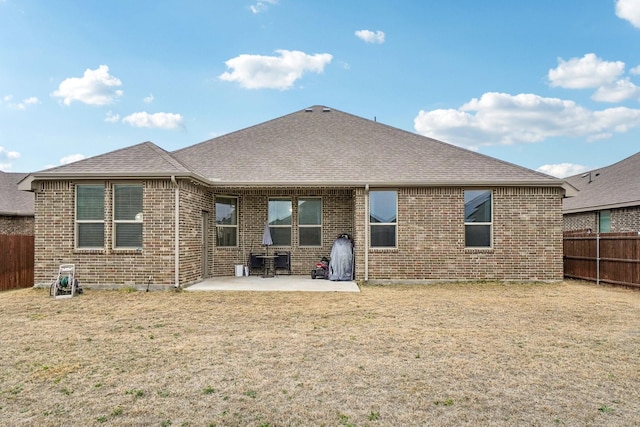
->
305, 108, 313, 112
322, 108, 331, 112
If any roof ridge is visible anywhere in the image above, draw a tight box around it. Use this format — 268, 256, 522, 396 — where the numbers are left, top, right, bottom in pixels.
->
145, 141, 192, 172
172, 106, 323, 156
38, 141, 156, 173
565, 151, 640, 179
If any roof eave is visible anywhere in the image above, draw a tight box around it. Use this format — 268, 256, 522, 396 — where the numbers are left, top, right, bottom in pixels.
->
18, 173, 569, 192
0, 211, 33, 217
563, 199, 640, 214
18, 171, 209, 191
208, 179, 567, 188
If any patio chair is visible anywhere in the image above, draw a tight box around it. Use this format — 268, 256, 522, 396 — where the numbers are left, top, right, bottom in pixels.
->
248, 252, 265, 275
274, 251, 291, 276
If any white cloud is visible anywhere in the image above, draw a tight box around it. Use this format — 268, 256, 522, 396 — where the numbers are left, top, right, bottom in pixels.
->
219, 49, 333, 90
122, 112, 184, 129
592, 78, 640, 102
548, 53, 624, 89
631, 65, 640, 74
143, 94, 154, 103
355, 30, 385, 44
2, 95, 12, 102
0, 146, 20, 170
536, 163, 588, 178
616, 0, 640, 28
250, 0, 278, 14
60, 154, 86, 165
7, 96, 40, 110
105, 111, 120, 123
413, 92, 640, 149
0, 146, 20, 159
51, 65, 123, 106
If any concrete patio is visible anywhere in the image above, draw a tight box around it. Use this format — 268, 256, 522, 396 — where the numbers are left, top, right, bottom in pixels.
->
184, 275, 360, 292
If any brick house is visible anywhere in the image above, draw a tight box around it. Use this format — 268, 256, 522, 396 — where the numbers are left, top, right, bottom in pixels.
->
563, 151, 640, 233
0, 171, 34, 235
19, 105, 572, 287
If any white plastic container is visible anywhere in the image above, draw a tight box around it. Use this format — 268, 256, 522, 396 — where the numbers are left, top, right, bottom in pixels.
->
235, 265, 244, 276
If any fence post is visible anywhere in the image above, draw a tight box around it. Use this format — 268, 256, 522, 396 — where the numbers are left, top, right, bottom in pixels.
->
596, 233, 600, 285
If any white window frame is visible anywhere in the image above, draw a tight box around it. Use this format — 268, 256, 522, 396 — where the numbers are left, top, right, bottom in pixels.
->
369, 190, 398, 249
464, 189, 493, 249
75, 184, 105, 250
112, 183, 143, 250
298, 197, 322, 247
215, 196, 239, 247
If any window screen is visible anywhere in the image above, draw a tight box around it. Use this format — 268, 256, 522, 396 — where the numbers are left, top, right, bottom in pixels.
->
76, 185, 105, 248
113, 184, 143, 249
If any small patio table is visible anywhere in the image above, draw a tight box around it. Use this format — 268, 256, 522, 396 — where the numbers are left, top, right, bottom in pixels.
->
256, 255, 277, 278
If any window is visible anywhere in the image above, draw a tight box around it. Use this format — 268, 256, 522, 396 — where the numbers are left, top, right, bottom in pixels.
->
370, 190, 397, 248
464, 190, 492, 248
76, 185, 105, 249
268, 198, 292, 246
599, 210, 611, 233
216, 196, 238, 247
113, 184, 143, 249
298, 198, 322, 246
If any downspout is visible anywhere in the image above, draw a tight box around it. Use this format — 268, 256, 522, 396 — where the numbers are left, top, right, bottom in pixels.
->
171, 176, 180, 288
364, 184, 370, 282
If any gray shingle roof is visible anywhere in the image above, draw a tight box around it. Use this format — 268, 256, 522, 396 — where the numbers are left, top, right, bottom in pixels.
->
19, 141, 206, 191
37, 141, 193, 176
21, 106, 567, 191
0, 171, 34, 216
563, 151, 640, 213
173, 105, 562, 187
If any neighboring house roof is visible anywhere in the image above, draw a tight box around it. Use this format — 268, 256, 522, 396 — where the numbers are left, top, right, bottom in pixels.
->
0, 171, 34, 216
563, 151, 640, 214
20, 105, 570, 192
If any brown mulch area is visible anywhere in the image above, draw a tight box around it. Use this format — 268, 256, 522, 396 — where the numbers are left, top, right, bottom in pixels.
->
0, 281, 638, 426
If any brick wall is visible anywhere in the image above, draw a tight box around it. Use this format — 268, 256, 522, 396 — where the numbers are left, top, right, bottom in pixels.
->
563, 211, 596, 232
611, 207, 640, 231
211, 188, 354, 276
354, 186, 564, 281
178, 181, 213, 284
34, 179, 182, 287
34, 181, 564, 286
0, 216, 34, 235
563, 207, 640, 233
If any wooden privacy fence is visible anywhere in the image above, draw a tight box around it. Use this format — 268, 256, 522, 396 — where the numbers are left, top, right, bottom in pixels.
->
0, 234, 34, 291
563, 231, 640, 288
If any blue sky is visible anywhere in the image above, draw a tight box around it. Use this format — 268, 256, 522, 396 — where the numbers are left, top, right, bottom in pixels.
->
1, 0, 639, 178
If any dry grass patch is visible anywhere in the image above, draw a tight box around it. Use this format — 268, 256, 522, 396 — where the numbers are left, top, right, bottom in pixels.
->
0, 280, 639, 426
